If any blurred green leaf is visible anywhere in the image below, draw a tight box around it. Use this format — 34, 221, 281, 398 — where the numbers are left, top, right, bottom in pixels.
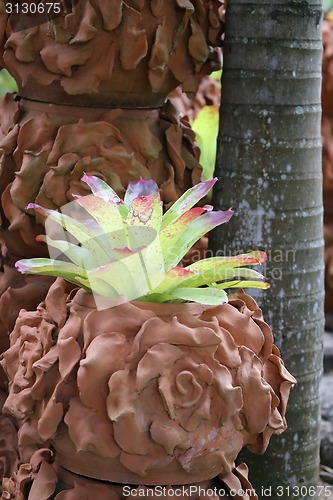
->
192, 105, 219, 182
324, 0, 333, 12
0, 69, 18, 97
210, 70, 222, 87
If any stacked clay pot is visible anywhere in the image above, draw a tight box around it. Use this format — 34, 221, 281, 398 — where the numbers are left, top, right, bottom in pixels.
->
0, 2, 222, 335
1, 280, 295, 498
0, 0, 226, 494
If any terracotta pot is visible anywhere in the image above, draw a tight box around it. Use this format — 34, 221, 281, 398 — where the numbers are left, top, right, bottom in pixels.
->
2, 279, 295, 486
0, 1, 223, 107
0, 95, 201, 257
1, 447, 256, 499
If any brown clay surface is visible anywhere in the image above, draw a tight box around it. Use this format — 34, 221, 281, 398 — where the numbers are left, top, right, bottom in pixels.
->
2, 279, 295, 486
0, 95, 201, 257
0, 1, 223, 107
2, 448, 258, 499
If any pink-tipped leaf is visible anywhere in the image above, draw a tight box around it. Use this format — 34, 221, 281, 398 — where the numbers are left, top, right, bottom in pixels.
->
161, 178, 217, 229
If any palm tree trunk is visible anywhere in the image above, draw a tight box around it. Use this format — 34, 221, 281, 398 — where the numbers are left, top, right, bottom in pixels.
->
210, 0, 324, 497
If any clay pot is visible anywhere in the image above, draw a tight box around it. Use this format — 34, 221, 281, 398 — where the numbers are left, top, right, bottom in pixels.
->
1, 447, 256, 499
0, 0, 223, 108
1, 279, 295, 486
0, 94, 201, 257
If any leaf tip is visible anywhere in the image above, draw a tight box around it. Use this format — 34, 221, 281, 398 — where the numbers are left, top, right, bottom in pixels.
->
26, 202, 39, 210
15, 260, 27, 273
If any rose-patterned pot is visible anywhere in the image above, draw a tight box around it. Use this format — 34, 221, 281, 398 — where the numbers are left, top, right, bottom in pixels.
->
1, 448, 257, 499
1, 279, 295, 486
0, 95, 201, 259
0, 0, 223, 108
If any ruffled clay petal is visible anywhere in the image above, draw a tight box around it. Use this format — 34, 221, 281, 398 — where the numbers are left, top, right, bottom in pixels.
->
119, 4, 148, 70
201, 302, 266, 357
64, 396, 119, 458
148, 22, 171, 93
264, 350, 297, 417
58, 310, 82, 342
119, 442, 173, 477
82, 302, 154, 351
129, 316, 221, 365
58, 337, 82, 380
113, 413, 151, 456
70, 1, 98, 43
107, 370, 135, 421
136, 343, 183, 391
98, 0, 123, 31
236, 347, 272, 435
27, 458, 57, 499
37, 396, 63, 441
219, 463, 258, 500
78, 332, 129, 414
150, 418, 192, 455
44, 278, 68, 329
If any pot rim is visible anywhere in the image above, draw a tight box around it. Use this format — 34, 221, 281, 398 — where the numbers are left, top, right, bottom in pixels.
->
71, 288, 210, 316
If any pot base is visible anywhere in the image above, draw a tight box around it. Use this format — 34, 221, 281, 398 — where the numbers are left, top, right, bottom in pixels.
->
52, 432, 222, 486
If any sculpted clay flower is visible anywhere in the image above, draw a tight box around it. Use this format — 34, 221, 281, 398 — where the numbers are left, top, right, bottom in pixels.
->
0, 98, 201, 257
201, 290, 296, 454
1, 281, 295, 484
106, 312, 244, 477
0, 0, 223, 104
1, 446, 256, 499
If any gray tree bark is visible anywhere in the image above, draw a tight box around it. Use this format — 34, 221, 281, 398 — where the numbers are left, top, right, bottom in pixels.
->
210, 1, 324, 498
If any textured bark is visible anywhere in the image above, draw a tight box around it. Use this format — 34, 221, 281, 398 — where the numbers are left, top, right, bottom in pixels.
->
210, 0, 324, 497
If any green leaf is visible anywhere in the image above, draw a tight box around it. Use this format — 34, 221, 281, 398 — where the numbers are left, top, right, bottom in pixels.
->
162, 209, 233, 270
82, 173, 127, 217
0, 69, 18, 97
75, 195, 128, 249
15, 258, 89, 289
125, 195, 163, 232
177, 266, 265, 289
36, 235, 97, 269
86, 250, 162, 300
192, 106, 219, 183
170, 287, 228, 305
323, 0, 333, 12
159, 207, 206, 265
161, 179, 217, 229
153, 266, 197, 294
124, 178, 160, 208
214, 280, 271, 290
209, 70, 222, 83
187, 251, 267, 270
28, 203, 111, 264
135, 293, 182, 303
75, 276, 119, 297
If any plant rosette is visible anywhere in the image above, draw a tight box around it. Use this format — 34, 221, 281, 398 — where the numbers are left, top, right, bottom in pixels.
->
1, 176, 296, 485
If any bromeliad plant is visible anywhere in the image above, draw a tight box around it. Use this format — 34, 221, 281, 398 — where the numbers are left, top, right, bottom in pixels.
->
16, 174, 269, 305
